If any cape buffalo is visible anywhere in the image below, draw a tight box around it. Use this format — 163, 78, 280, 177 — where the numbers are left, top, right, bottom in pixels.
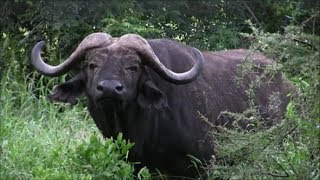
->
31, 33, 295, 177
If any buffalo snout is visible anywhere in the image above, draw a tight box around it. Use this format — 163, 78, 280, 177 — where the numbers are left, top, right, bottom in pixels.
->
96, 80, 125, 100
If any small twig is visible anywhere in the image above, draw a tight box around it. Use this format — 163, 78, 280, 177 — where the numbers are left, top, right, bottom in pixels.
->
257, 163, 289, 177
274, 157, 290, 177
242, 0, 262, 28
1, 0, 8, 17
278, 126, 297, 144
300, 11, 320, 28
264, 171, 290, 177
282, 137, 299, 176
18, 21, 43, 45
245, 33, 318, 50
293, 38, 318, 50
312, 1, 319, 35
199, 113, 231, 134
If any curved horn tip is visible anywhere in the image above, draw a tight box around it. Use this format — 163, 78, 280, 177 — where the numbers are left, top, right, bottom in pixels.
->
192, 48, 203, 56
32, 41, 46, 55
31, 41, 45, 60
36, 41, 45, 48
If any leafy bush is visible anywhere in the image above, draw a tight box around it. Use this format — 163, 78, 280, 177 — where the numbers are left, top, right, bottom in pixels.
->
207, 24, 319, 179
74, 133, 135, 179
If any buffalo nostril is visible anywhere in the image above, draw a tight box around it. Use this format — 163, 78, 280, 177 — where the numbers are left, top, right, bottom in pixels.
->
97, 81, 123, 94
97, 83, 104, 92
115, 84, 124, 92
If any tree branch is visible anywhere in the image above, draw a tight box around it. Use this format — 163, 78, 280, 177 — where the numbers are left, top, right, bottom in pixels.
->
300, 11, 320, 28
2, 0, 8, 17
293, 38, 318, 50
242, 0, 262, 28
18, 21, 43, 45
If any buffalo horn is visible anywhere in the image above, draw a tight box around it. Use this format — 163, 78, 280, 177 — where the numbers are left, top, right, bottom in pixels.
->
110, 34, 204, 84
31, 33, 113, 76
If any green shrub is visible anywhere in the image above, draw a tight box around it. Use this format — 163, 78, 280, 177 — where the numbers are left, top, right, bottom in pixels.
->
207, 24, 319, 179
73, 133, 135, 179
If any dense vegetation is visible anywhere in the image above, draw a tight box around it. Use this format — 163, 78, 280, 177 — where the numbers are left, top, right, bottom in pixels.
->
1, 0, 319, 179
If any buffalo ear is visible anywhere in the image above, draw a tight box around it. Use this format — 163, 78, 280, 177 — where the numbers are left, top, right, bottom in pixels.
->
48, 72, 86, 105
137, 80, 168, 109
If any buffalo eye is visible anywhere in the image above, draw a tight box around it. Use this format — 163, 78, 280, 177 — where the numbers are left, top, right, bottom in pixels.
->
126, 65, 139, 72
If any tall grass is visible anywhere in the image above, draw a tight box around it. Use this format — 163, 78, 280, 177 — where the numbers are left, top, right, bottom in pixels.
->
1, 71, 91, 178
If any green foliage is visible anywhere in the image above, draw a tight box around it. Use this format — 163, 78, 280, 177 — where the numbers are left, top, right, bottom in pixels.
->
246, 22, 319, 124
74, 133, 135, 179
1, 1, 319, 179
102, 15, 163, 38
207, 24, 319, 179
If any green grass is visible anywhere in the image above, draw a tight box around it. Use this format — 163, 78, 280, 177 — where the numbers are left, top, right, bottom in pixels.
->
1, 68, 89, 178
0, 66, 149, 179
